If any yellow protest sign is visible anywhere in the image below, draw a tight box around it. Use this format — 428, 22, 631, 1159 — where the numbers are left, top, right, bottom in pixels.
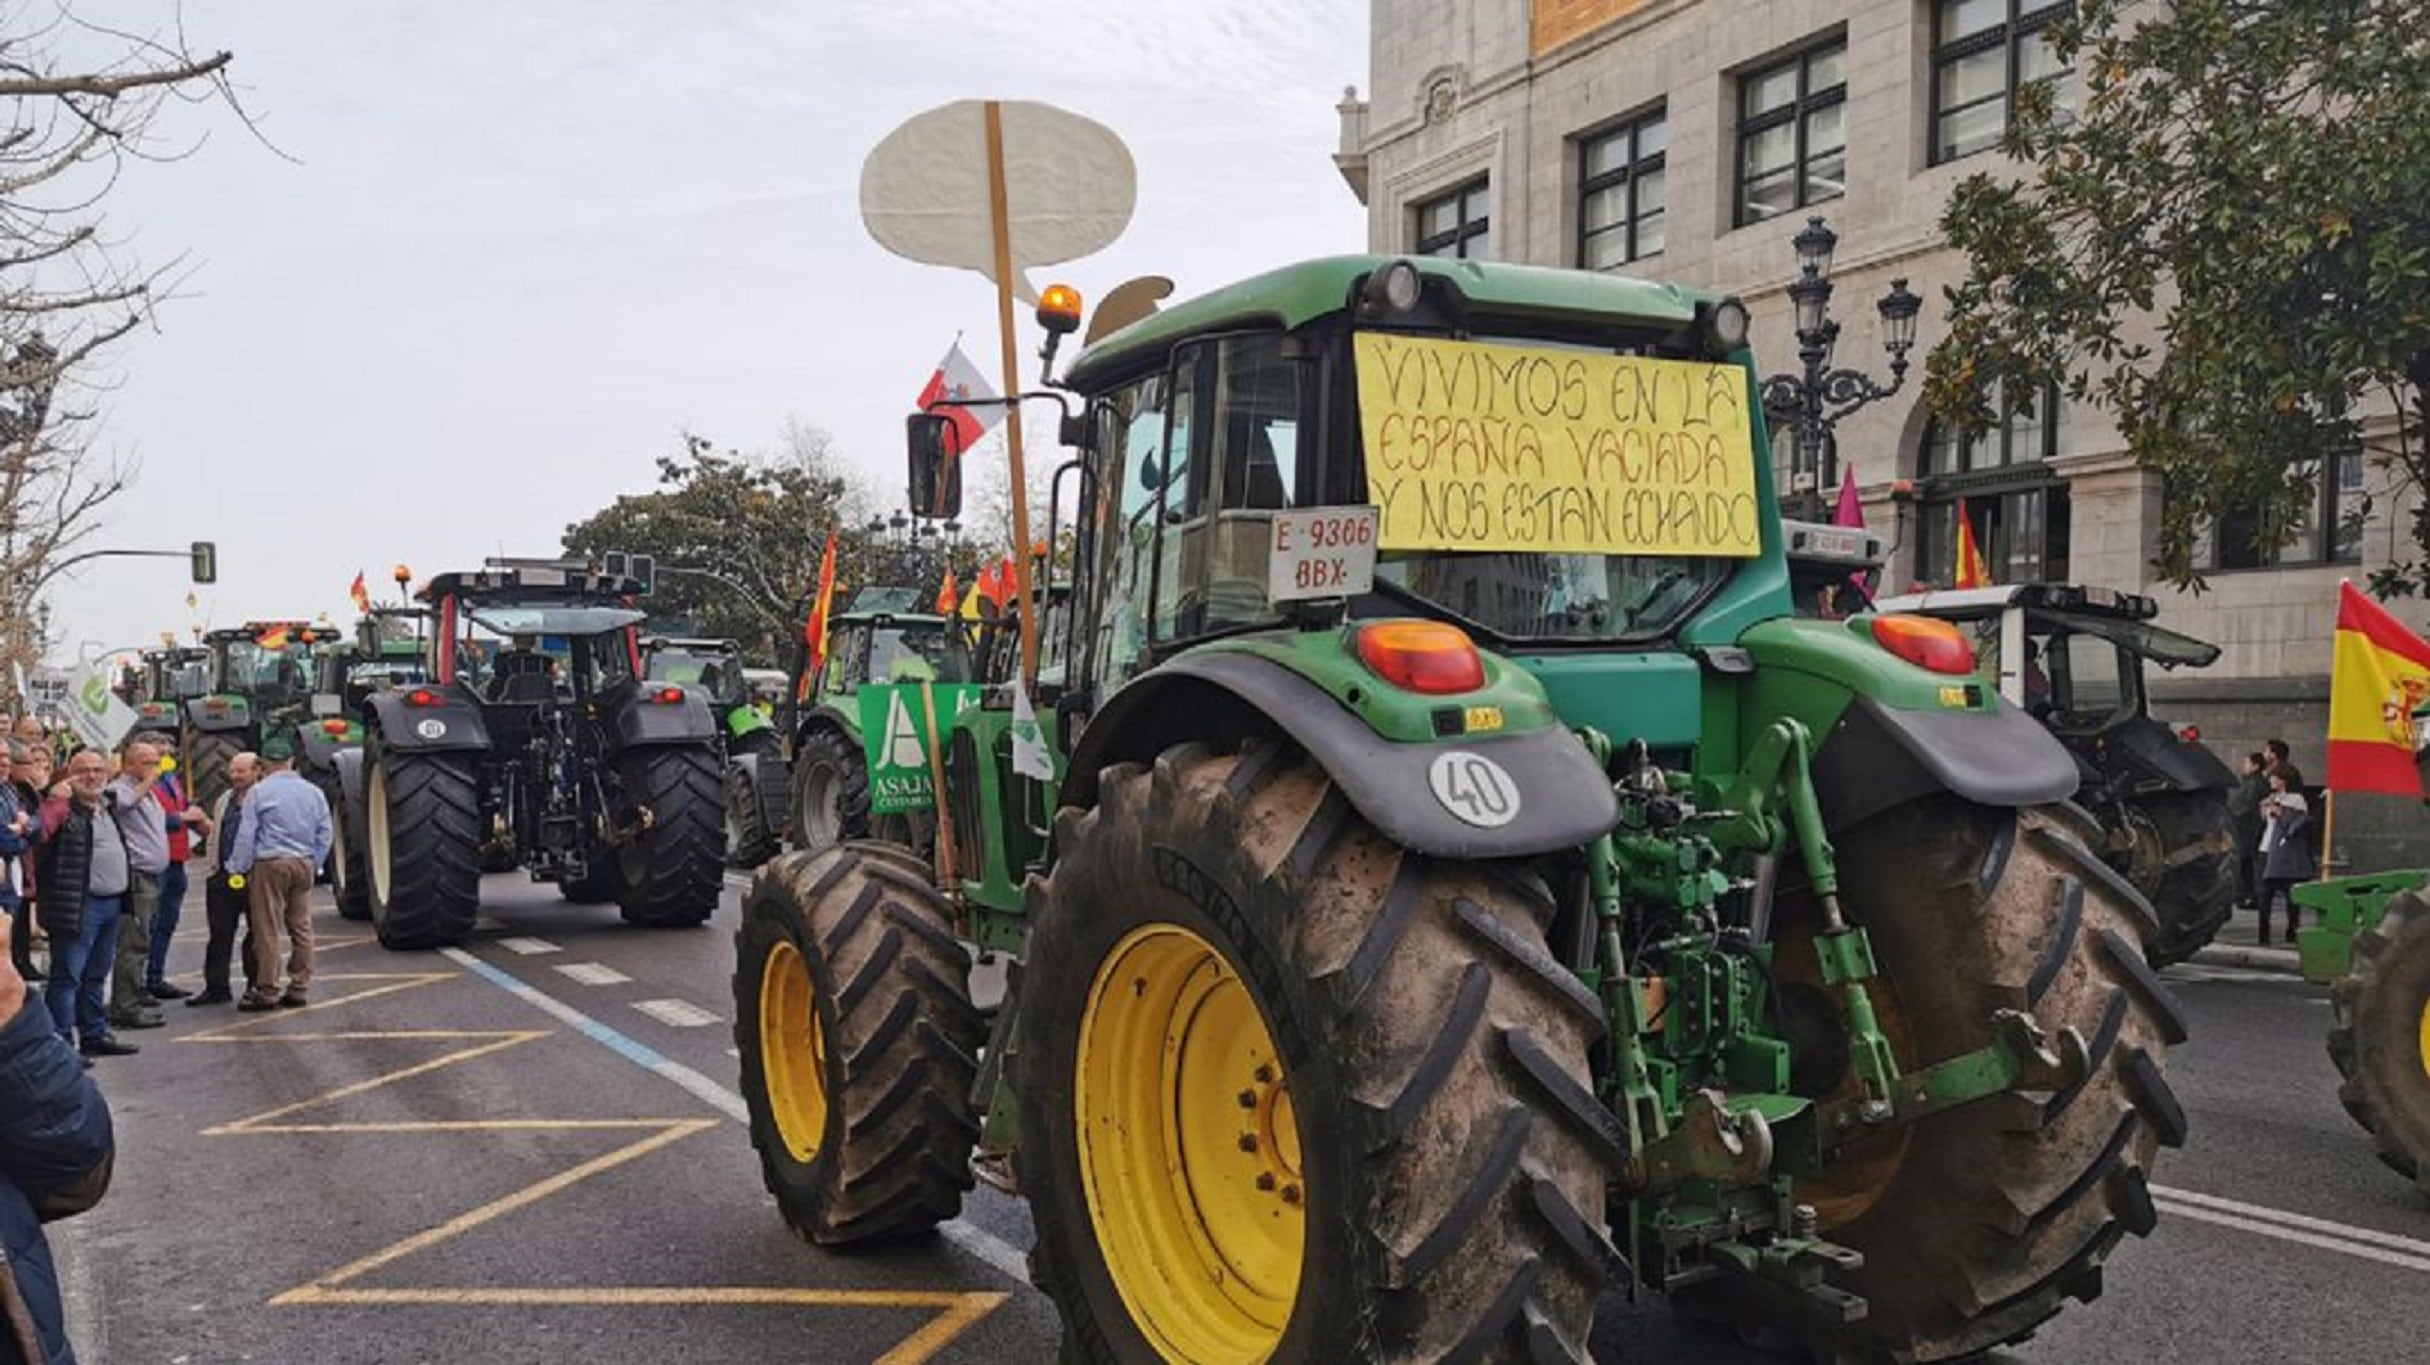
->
1355, 333, 1762, 557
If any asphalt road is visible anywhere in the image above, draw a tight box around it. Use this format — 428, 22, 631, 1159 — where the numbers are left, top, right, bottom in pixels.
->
47, 873, 2430, 1364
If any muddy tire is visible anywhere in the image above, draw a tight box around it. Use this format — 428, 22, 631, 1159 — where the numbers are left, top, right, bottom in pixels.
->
1775, 799, 2186, 1363
187, 730, 244, 816
366, 742, 483, 950
725, 750, 791, 869
1016, 742, 1624, 1363
2328, 890, 2430, 1201
732, 841, 983, 1242
614, 745, 726, 927
2135, 791, 2238, 967
789, 726, 869, 854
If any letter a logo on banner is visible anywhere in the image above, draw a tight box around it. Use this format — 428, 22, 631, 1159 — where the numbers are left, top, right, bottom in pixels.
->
882, 690, 926, 770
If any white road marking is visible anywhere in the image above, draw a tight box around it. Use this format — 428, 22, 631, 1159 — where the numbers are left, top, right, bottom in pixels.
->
554, 962, 631, 986
499, 936, 560, 955
633, 997, 722, 1028
440, 947, 1029, 1287
2155, 1185, 2430, 1274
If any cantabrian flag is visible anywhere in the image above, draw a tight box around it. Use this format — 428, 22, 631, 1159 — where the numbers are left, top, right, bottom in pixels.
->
1952, 499, 1991, 589
2327, 580, 2430, 796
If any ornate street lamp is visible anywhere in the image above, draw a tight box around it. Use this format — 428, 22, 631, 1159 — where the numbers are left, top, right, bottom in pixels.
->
1760, 216, 1923, 520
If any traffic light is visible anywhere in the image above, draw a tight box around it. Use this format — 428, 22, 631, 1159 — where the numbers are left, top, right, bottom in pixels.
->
190, 540, 217, 584
630, 553, 654, 596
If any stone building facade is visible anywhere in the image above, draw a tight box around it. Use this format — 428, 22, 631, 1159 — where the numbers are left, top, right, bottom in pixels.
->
1334, 0, 2423, 868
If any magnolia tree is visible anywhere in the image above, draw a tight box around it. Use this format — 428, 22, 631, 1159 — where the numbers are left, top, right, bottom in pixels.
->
1927, 0, 2430, 594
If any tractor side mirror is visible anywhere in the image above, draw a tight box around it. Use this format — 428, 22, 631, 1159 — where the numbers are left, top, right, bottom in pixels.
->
906, 413, 965, 520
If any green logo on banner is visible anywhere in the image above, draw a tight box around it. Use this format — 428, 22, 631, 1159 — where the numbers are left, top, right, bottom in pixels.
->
857, 683, 982, 814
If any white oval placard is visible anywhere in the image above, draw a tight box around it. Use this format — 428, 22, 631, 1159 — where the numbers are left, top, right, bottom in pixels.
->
415, 718, 448, 740
1427, 751, 1520, 828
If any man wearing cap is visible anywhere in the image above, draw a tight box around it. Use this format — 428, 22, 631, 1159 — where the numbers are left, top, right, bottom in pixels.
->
224, 733, 330, 1011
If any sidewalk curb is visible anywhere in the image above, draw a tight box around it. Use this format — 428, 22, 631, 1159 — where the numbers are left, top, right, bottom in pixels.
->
2188, 943, 2303, 975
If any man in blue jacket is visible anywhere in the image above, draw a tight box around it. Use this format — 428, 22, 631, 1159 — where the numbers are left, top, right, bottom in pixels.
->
0, 904, 114, 1363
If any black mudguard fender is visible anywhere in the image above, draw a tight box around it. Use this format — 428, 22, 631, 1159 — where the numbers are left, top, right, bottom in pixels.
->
603, 683, 719, 751
331, 745, 368, 818
365, 685, 491, 754
1061, 651, 1618, 861
1813, 695, 2078, 834
2105, 716, 2235, 794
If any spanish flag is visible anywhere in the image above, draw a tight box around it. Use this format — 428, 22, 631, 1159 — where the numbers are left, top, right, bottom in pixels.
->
803, 530, 839, 674
934, 566, 959, 616
257, 624, 291, 651
1952, 500, 1991, 589
349, 570, 371, 613
2328, 580, 2430, 796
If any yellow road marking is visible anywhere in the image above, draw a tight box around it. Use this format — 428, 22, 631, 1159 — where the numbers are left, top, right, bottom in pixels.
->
194, 951, 1005, 1359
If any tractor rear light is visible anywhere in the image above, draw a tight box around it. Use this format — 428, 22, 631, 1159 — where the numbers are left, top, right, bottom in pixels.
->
321, 719, 350, 736
1355, 620, 1485, 695
2179, 725, 2201, 743
1869, 614, 1977, 676
652, 686, 685, 705
405, 688, 440, 707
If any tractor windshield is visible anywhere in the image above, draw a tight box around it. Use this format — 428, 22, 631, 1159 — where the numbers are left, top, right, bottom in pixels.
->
869, 625, 956, 682
221, 641, 317, 699
646, 647, 748, 705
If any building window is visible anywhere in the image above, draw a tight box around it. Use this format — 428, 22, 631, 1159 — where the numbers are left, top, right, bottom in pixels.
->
1931, 0, 2074, 164
1737, 37, 1847, 226
1579, 109, 1666, 268
1414, 179, 1491, 260
2195, 452, 2365, 570
1914, 382, 2071, 585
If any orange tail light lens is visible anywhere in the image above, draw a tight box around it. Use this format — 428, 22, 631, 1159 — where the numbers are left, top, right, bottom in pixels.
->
1355, 620, 1485, 695
652, 686, 685, 705
1869, 614, 1977, 676
404, 688, 441, 707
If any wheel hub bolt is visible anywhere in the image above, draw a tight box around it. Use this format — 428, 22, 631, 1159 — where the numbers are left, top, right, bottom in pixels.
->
1253, 1064, 1275, 1084
1255, 1172, 1277, 1191
1238, 1133, 1259, 1153
1237, 1089, 1258, 1109
1280, 1183, 1302, 1206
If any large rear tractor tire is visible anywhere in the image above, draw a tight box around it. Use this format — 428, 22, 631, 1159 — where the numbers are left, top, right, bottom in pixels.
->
732, 841, 984, 1243
2129, 790, 2238, 967
725, 749, 791, 869
789, 726, 869, 854
1016, 742, 1625, 1364
614, 745, 726, 928
187, 730, 244, 816
366, 744, 483, 950
2328, 890, 2430, 1201
1770, 799, 2186, 1363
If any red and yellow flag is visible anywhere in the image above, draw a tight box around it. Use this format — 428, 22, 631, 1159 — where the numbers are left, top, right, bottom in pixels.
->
348, 570, 371, 613
803, 530, 840, 675
935, 566, 959, 616
2328, 580, 2430, 796
256, 624, 291, 651
1951, 500, 1991, 589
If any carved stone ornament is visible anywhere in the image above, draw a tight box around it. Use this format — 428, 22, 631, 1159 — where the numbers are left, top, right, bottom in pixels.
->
1424, 78, 1457, 125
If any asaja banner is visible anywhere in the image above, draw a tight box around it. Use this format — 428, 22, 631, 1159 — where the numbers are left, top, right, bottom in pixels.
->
857, 682, 983, 814
1353, 333, 1761, 557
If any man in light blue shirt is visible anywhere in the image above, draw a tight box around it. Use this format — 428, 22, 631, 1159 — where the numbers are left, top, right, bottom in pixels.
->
225, 735, 331, 1011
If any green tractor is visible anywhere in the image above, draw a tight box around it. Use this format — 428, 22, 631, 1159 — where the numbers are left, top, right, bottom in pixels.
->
640, 635, 792, 867
180, 621, 344, 812
777, 586, 971, 854
129, 645, 210, 742
728, 257, 2184, 1363
2297, 738, 2430, 1204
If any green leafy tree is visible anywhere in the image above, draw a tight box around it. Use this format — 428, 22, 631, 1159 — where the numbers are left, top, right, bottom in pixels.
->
1927, 0, 2430, 593
563, 422, 872, 661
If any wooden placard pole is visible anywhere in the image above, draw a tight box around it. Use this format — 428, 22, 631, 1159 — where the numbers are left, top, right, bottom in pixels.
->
982, 99, 1040, 691
920, 679, 960, 891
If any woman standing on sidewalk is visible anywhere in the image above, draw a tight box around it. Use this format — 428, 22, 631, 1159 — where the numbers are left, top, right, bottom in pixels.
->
2256, 771, 2317, 945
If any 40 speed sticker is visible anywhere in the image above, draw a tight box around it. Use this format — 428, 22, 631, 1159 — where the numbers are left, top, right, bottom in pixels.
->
1427, 750, 1520, 828
415, 718, 448, 739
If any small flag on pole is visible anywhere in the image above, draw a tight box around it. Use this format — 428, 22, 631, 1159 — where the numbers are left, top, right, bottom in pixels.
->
916, 342, 1003, 455
257, 624, 292, 651
349, 571, 371, 613
1951, 500, 1991, 589
935, 566, 959, 616
804, 531, 840, 674
2327, 581, 2430, 797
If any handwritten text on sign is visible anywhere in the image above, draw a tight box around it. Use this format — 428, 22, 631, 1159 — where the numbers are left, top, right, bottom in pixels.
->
1355, 334, 1761, 557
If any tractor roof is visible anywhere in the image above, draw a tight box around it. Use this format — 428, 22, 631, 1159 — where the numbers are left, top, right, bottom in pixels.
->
423, 557, 649, 604
643, 637, 741, 655
1780, 520, 1885, 569
1066, 254, 1721, 389
203, 622, 338, 645
1874, 583, 2160, 621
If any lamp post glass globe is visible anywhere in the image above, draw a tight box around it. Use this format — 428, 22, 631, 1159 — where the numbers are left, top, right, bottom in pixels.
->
1793, 215, 1837, 281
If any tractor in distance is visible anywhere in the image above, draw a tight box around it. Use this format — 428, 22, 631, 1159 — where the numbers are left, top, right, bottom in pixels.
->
1781, 518, 1884, 620
729, 256, 2187, 1364
315, 608, 435, 920
778, 584, 972, 855
1874, 582, 2239, 965
640, 634, 791, 867
128, 645, 209, 743
180, 621, 343, 811
339, 557, 726, 949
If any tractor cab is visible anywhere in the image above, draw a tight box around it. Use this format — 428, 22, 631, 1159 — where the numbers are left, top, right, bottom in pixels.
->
133, 646, 209, 734
179, 622, 344, 808
643, 637, 750, 710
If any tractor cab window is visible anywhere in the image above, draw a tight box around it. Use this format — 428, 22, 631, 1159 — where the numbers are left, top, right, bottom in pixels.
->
2038, 630, 2135, 733
820, 624, 868, 699
869, 625, 959, 684
222, 641, 315, 700
1095, 370, 1186, 683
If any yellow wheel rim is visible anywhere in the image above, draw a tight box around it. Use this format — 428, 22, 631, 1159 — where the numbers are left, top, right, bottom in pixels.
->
2418, 998, 2430, 1084
758, 940, 828, 1163
1076, 924, 1304, 1364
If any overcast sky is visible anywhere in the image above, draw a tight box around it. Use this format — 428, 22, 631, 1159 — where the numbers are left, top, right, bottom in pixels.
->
47, 0, 1367, 658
